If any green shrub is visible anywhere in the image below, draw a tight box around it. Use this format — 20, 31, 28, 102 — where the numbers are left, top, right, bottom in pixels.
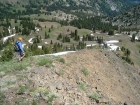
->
56, 57, 65, 63
1, 48, 14, 62
0, 91, 5, 105
18, 86, 26, 95
32, 99, 39, 105
48, 94, 57, 104
0, 57, 32, 73
29, 87, 36, 93
37, 59, 47, 66
57, 71, 64, 76
59, 58, 65, 63
108, 30, 114, 35
18, 100, 29, 105
78, 82, 86, 91
37, 58, 53, 66
81, 68, 89, 76
89, 93, 100, 101
13, 63, 27, 70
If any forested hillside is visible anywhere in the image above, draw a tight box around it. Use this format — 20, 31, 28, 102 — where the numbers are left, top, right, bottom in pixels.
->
111, 3, 140, 28
0, 0, 137, 16
0, 1, 117, 62
0, 0, 140, 66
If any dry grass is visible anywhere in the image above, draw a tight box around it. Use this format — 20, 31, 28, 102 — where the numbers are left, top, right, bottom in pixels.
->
39, 22, 60, 28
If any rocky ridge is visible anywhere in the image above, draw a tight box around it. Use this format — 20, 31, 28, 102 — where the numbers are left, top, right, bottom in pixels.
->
0, 49, 140, 105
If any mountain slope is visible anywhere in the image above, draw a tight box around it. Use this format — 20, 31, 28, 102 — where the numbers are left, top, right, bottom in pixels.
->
0, 0, 138, 16
111, 3, 140, 28
0, 49, 140, 105
129, 0, 140, 3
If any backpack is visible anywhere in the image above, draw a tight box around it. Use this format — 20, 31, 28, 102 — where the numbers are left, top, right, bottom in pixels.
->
14, 41, 20, 52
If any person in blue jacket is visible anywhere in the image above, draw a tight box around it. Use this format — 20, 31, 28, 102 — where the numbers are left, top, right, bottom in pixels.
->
16, 37, 25, 61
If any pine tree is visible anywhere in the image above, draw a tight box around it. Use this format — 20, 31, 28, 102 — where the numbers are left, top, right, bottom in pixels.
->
125, 49, 131, 56
50, 40, 53, 44
15, 19, 17, 23
65, 45, 68, 51
48, 28, 51, 32
108, 30, 114, 35
0, 33, 2, 39
62, 36, 65, 43
1, 47, 14, 61
83, 35, 85, 41
15, 26, 19, 33
45, 31, 47, 39
121, 46, 126, 52
75, 29, 78, 36
47, 34, 50, 38
131, 34, 135, 42
98, 37, 103, 45
37, 36, 40, 43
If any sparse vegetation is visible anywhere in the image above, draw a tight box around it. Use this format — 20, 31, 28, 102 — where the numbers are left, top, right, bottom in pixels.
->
66, 63, 71, 66
0, 91, 5, 105
0, 48, 140, 105
32, 99, 40, 105
137, 45, 140, 53
89, 93, 100, 101
56, 57, 65, 64
137, 45, 140, 48
78, 82, 86, 91
17, 99, 29, 105
81, 68, 89, 76
0, 57, 32, 73
47, 94, 57, 105
13, 63, 27, 71
121, 46, 134, 65
57, 71, 64, 76
18, 85, 26, 95
73, 104, 79, 105
37, 57, 53, 67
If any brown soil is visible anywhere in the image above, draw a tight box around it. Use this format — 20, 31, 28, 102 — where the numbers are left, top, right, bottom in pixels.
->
1, 49, 140, 105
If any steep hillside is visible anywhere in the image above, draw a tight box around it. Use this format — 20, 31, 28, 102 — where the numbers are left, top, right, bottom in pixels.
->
111, 3, 140, 28
129, 0, 140, 3
0, 0, 137, 16
0, 49, 140, 105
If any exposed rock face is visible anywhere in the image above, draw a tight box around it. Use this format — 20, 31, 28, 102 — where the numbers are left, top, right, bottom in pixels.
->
0, 49, 140, 105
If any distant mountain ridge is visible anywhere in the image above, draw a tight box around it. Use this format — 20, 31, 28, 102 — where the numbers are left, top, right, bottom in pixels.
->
0, 0, 139, 16
129, 0, 140, 3
111, 3, 140, 28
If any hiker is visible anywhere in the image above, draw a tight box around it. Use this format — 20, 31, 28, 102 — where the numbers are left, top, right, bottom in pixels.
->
14, 37, 25, 61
